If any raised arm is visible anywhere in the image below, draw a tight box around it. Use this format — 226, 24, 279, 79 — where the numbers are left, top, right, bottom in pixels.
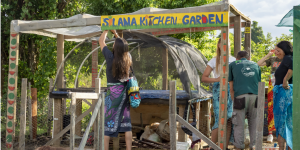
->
201, 65, 220, 83
99, 31, 108, 51
257, 50, 274, 66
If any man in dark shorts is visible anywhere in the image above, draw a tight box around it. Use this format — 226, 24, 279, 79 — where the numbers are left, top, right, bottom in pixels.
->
229, 51, 261, 150
257, 50, 282, 143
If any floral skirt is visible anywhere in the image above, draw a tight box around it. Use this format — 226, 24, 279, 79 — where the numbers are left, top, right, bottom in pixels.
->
273, 84, 293, 149
267, 78, 275, 132
104, 82, 132, 137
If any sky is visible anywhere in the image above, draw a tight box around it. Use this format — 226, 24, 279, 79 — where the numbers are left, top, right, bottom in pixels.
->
229, 0, 298, 38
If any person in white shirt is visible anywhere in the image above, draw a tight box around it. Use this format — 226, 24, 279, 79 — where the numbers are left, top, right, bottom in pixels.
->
201, 38, 236, 150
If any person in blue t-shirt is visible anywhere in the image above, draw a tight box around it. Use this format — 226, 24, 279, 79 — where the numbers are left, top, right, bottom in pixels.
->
228, 51, 261, 150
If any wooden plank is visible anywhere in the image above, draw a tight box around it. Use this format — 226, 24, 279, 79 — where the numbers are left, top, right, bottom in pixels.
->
19, 78, 27, 150
234, 15, 241, 58
70, 93, 76, 150
162, 48, 168, 90
53, 99, 62, 146
6, 21, 20, 149
27, 82, 33, 140
176, 115, 221, 150
75, 99, 82, 137
217, 3, 230, 149
45, 103, 96, 146
65, 32, 102, 39
169, 80, 177, 150
47, 78, 54, 136
94, 78, 101, 150
293, 6, 300, 150
149, 22, 246, 36
255, 82, 265, 150
244, 21, 251, 59
74, 93, 99, 99
83, 99, 92, 106
78, 93, 103, 149
31, 88, 38, 140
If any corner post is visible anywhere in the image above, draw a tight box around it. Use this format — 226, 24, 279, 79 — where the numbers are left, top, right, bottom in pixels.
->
218, 2, 230, 149
293, 5, 300, 150
255, 82, 266, 149
53, 34, 64, 146
6, 20, 20, 149
169, 80, 177, 150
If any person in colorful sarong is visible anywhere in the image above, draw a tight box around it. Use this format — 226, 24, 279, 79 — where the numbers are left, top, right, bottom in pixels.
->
229, 51, 261, 150
201, 38, 235, 149
99, 30, 133, 150
272, 41, 293, 150
257, 49, 282, 143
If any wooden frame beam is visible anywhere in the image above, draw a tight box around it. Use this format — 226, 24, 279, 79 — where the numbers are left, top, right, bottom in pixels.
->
255, 82, 266, 149
230, 4, 251, 22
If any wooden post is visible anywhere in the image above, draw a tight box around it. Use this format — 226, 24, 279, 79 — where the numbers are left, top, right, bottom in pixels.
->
27, 82, 33, 140
255, 82, 265, 150
47, 78, 53, 136
244, 21, 251, 59
75, 99, 82, 136
53, 34, 64, 146
162, 48, 168, 90
193, 102, 201, 150
177, 105, 186, 142
100, 93, 105, 150
6, 20, 20, 149
92, 40, 98, 131
19, 78, 27, 150
169, 80, 177, 150
78, 92, 103, 149
94, 78, 101, 150
70, 93, 76, 150
234, 15, 241, 58
113, 135, 120, 150
31, 88, 37, 140
218, 3, 230, 149
293, 5, 300, 150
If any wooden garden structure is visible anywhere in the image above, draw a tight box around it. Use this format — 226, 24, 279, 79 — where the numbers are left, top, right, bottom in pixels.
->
5, 0, 256, 149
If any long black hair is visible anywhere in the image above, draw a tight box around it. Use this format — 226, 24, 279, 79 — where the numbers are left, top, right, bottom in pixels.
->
112, 38, 132, 80
277, 41, 293, 56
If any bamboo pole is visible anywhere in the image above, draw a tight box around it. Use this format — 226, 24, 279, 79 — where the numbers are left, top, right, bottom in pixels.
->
19, 78, 27, 150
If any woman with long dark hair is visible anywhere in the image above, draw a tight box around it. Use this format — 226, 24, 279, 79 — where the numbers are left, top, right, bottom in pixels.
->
272, 41, 293, 150
99, 30, 132, 150
201, 38, 235, 149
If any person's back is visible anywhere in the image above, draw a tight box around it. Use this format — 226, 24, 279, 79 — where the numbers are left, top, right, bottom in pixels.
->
228, 51, 261, 150
229, 57, 261, 98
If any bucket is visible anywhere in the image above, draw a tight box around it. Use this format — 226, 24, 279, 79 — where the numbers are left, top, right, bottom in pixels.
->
176, 141, 189, 150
